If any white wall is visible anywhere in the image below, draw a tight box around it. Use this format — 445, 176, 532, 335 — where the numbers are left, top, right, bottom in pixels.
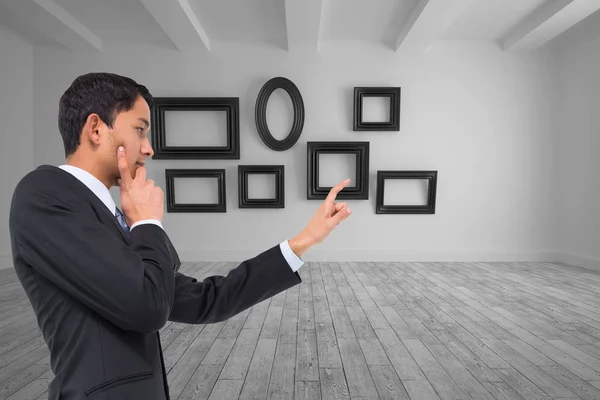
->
0, 25, 34, 269
32, 40, 558, 262
550, 10, 600, 271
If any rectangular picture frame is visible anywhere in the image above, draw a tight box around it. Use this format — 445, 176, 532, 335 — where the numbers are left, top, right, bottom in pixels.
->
151, 97, 240, 159
238, 165, 285, 209
376, 170, 437, 214
307, 141, 369, 200
353, 87, 400, 131
165, 169, 226, 213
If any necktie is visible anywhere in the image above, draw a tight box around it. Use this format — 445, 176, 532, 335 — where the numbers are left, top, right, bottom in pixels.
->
115, 207, 130, 237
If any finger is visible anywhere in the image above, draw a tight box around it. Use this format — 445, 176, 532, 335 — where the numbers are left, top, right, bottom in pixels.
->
146, 179, 154, 187
332, 202, 347, 216
135, 166, 147, 183
117, 147, 133, 185
331, 203, 352, 225
334, 202, 347, 213
325, 178, 351, 204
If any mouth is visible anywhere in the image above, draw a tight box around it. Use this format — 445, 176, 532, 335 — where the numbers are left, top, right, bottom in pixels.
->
136, 162, 145, 167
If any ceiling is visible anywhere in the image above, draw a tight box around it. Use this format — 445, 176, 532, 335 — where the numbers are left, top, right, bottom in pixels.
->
0, 0, 599, 53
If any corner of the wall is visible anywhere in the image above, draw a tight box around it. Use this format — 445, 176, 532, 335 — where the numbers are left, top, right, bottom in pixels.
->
0, 254, 13, 270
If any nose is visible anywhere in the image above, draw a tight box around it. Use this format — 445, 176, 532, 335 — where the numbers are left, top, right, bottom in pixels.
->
142, 137, 154, 158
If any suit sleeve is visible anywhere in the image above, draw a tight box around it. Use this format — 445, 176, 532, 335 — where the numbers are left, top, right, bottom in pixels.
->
168, 244, 302, 324
12, 188, 176, 334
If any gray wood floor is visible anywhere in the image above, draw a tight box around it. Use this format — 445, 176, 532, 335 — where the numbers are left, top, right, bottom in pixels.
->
1, 261, 600, 400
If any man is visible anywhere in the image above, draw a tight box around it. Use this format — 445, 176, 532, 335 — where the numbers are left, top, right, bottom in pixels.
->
8, 72, 352, 400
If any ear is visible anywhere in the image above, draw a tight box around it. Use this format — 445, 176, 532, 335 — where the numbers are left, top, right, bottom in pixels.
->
84, 113, 102, 145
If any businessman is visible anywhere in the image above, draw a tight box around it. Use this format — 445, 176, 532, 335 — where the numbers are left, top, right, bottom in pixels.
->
8, 72, 352, 400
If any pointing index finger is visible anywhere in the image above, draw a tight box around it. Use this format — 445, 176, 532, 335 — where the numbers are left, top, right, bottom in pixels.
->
117, 146, 133, 186
325, 178, 351, 204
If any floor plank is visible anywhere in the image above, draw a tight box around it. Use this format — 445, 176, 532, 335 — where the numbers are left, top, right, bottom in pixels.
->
1, 261, 599, 399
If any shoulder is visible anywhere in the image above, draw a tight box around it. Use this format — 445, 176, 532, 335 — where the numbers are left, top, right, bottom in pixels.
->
12, 165, 82, 210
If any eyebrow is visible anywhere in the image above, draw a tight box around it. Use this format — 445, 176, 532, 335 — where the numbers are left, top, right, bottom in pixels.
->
138, 118, 150, 128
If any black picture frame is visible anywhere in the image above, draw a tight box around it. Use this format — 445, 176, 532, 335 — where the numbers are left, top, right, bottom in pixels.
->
353, 87, 401, 131
376, 170, 437, 214
165, 169, 226, 213
151, 97, 239, 159
307, 141, 369, 200
255, 77, 305, 151
238, 165, 285, 208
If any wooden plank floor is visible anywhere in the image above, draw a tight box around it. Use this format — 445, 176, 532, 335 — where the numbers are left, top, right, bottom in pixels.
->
1, 261, 600, 399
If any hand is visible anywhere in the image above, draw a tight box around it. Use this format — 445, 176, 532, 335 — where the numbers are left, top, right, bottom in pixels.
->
289, 178, 353, 257
116, 146, 164, 226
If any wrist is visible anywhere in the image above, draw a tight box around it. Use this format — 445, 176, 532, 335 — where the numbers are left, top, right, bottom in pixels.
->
288, 234, 313, 258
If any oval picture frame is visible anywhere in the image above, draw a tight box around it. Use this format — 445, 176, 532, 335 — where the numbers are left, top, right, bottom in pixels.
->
255, 77, 305, 151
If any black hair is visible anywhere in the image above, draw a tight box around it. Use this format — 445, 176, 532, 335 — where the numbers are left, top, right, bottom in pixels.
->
58, 72, 153, 157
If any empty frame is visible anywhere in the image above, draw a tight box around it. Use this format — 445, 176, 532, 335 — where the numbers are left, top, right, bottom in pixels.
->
307, 142, 369, 200
255, 77, 305, 151
165, 169, 226, 213
354, 87, 400, 131
376, 171, 437, 214
151, 97, 240, 159
238, 165, 285, 208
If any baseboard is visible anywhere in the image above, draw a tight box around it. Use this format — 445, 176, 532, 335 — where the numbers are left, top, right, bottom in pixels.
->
546, 251, 600, 272
0, 254, 13, 270
2, 248, 594, 272
177, 249, 555, 263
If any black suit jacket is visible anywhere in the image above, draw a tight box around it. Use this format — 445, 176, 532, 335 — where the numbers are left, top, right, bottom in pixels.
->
8, 165, 302, 400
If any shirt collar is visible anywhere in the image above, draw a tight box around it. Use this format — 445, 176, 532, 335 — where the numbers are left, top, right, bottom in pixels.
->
58, 164, 116, 215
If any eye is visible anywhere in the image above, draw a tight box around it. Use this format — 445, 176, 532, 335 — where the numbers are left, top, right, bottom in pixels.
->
137, 127, 144, 134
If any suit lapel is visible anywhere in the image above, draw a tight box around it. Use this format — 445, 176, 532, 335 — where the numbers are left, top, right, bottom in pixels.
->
86, 194, 129, 242
105, 208, 129, 242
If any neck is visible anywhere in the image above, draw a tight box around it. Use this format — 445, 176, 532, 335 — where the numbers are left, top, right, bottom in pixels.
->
66, 154, 113, 189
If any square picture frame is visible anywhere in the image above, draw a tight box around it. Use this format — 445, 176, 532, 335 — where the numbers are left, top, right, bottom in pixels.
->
376, 170, 437, 214
238, 165, 285, 208
307, 141, 369, 200
165, 169, 226, 213
151, 97, 240, 159
353, 87, 401, 131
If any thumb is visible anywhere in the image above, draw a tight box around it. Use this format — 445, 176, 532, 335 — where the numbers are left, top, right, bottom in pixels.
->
331, 204, 352, 226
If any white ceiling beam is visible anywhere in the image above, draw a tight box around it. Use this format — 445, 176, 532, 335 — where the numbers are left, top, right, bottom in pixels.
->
1, 0, 103, 51
138, 0, 210, 51
501, 0, 600, 51
284, 0, 324, 52
395, 0, 474, 53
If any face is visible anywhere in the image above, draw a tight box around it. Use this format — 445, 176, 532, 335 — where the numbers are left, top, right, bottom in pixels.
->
90, 96, 154, 186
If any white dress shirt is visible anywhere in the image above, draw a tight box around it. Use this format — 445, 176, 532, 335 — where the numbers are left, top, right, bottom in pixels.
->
58, 165, 304, 272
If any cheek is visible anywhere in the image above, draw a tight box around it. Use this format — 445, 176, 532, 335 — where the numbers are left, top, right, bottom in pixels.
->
107, 134, 125, 152
121, 137, 138, 154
